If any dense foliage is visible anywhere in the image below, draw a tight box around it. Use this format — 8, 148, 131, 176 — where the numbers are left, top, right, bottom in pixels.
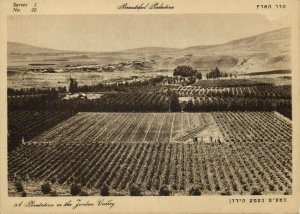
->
176, 85, 291, 99
8, 78, 290, 116
193, 79, 272, 88
75, 75, 166, 93
177, 84, 291, 119
90, 90, 181, 112
8, 87, 67, 96
206, 67, 229, 79
173, 65, 198, 77
181, 97, 291, 118
8, 88, 181, 112
8, 111, 76, 150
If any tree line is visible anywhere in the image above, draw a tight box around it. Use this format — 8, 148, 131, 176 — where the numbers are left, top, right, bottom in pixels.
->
8, 90, 291, 118
75, 75, 166, 93
182, 97, 291, 119
8, 87, 67, 96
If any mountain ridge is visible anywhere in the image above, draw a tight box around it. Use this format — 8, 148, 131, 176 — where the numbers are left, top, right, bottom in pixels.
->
8, 27, 291, 74
8, 27, 290, 54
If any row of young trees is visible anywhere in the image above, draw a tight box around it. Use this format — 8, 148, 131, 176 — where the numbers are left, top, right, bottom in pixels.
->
193, 79, 272, 88
13, 179, 204, 196
212, 112, 292, 144
181, 97, 291, 117
9, 141, 291, 195
176, 85, 291, 99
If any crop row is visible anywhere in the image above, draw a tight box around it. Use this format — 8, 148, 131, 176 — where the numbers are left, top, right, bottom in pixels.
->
8, 140, 292, 195
33, 112, 214, 143
176, 85, 291, 99
193, 79, 272, 88
212, 112, 292, 143
181, 97, 291, 115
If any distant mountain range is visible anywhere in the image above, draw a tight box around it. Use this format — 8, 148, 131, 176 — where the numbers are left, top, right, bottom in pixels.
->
8, 27, 291, 74
8, 42, 70, 54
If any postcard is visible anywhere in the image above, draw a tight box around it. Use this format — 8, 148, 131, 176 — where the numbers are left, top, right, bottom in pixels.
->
0, 0, 299, 213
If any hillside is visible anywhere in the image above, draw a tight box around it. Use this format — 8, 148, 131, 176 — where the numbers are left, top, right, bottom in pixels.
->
158, 27, 291, 73
8, 27, 291, 74
7, 42, 71, 54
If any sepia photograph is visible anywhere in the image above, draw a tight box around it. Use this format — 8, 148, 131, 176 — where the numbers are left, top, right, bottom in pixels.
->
1, 0, 300, 212
5, 13, 294, 199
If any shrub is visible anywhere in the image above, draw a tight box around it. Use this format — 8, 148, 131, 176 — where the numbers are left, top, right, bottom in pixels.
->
129, 184, 143, 196
21, 191, 27, 197
283, 189, 292, 195
171, 183, 177, 191
220, 188, 232, 196
100, 184, 110, 196
70, 183, 81, 196
250, 186, 262, 195
159, 184, 172, 196
188, 185, 202, 196
268, 183, 276, 191
14, 180, 24, 192
50, 190, 58, 197
232, 183, 238, 191
41, 182, 52, 194
243, 185, 249, 191
79, 190, 89, 196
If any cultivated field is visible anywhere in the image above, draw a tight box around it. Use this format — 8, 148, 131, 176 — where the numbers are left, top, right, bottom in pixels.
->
176, 85, 291, 99
8, 111, 75, 150
8, 112, 292, 196
31, 112, 217, 143
29, 111, 292, 144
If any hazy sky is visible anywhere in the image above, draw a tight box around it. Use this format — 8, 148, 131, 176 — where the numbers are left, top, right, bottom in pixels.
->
8, 14, 290, 52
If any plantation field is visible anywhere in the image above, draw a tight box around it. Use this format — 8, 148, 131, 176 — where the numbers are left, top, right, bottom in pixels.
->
174, 84, 291, 119
30, 112, 291, 145
8, 111, 76, 150
176, 85, 291, 99
31, 112, 218, 144
8, 111, 292, 196
8, 140, 292, 196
